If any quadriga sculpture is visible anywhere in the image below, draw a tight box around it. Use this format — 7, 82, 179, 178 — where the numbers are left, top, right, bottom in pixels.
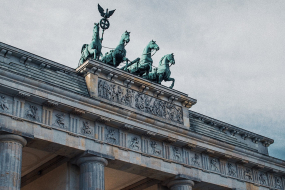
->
101, 31, 130, 67
79, 23, 102, 66
143, 53, 175, 89
126, 40, 159, 76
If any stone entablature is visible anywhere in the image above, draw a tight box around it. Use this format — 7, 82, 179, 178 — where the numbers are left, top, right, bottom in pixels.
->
0, 89, 285, 189
1, 42, 285, 190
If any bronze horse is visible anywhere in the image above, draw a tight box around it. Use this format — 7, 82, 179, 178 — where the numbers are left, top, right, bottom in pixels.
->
143, 53, 175, 89
79, 23, 102, 66
101, 31, 130, 67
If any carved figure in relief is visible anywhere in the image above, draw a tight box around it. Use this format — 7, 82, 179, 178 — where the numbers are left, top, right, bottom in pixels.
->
117, 86, 123, 103
192, 153, 200, 166
150, 141, 161, 155
121, 89, 134, 106
98, 80, 103, 97
82, 121, 92, 135
210, 158, 219, 172
97, 80, 183, 124
173, 147, 181, 160
244, 168, 253, 181
54, 113, 65, 128
259, 173, 267, 185
0, 96, 9, 111
228, 163, 236, 177
26, 105, 39, 121
275, 177, 282, 189
145, 96, 153, 114
135, 93, 145, 111
106, 128, 117, 144
110, 84, 117, 101
129, 137, 140, 150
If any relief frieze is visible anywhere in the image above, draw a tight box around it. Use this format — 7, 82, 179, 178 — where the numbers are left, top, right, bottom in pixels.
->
150, 141, 162, 156
0, 95, 9, 111
192, 153, 201, 167
53, 113, 66, 128
98, 79, 183, 124
25, 104, 40, 122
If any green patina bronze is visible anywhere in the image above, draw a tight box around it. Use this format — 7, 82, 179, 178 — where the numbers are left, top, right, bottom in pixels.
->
78, 5, 177, 89
79, 23, 102, 66
125, 40, 159, 76
98, 4, 115, 31
143, 53, 175, 89
101, 31, 130, 67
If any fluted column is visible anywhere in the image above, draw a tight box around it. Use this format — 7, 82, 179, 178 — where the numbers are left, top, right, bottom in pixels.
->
77, 156, 108, 190
167, 179, 195, 190
0, 134, 27, 190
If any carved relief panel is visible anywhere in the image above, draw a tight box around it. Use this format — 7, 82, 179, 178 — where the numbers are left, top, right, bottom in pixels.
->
148, 140, 163, 157
52, 110, 69, 129
24, 102, 41, 122
128, 134, 141, 151
244, 168, 253, 181
191, 153, 201, 167
105, 126, 119, 145
209, 157, 220, 172
98, 79, 183, 124
81, 119, 94, 136
171, 146, 182, 162
0, 94, 12, 115
227, 163, 237, 177
259, 172, 268, 186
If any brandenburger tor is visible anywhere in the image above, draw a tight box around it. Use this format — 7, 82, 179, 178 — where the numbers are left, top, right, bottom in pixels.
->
0, 4, 284, 190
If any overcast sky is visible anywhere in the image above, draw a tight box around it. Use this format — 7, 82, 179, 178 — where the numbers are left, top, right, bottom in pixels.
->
0, 0, 284, 160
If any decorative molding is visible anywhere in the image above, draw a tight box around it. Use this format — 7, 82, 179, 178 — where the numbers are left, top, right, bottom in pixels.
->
17, 91, 31, 98
139, 85, 149, 93
189, 110, 274, 147
145, 131, 156, 137
43, 100, 59, 107
121, 124, 134, 131
97, 116, 110, 123
71, 108, 85, 115
107, 73, 118, 81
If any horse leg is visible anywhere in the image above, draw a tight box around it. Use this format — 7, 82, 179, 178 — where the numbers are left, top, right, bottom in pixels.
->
113, 55, 117, 67
94, 49, 98, 60
158, 74, 163, 84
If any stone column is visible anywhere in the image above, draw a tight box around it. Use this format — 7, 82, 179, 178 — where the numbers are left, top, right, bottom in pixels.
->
77, 156, 108, 190
167, 179, 195, 190
0, 134, 27, 190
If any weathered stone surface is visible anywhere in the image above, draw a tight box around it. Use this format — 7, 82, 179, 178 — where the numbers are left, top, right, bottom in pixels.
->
0, 134, 27, 190
77, 156, 108, 190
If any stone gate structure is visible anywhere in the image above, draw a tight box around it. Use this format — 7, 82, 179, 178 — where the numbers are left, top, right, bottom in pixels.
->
0, 42, 284, 190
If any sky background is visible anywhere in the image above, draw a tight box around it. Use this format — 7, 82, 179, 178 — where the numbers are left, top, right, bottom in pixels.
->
0, 0, 284, 159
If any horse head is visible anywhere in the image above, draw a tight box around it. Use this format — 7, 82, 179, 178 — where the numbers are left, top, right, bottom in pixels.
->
93, 23, 100, 38
148, 40, 160, 51
121, 31, 130, 44
168, 53, 175, 66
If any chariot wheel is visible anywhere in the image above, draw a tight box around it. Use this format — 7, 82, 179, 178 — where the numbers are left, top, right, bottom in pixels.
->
100, 18, 110, 30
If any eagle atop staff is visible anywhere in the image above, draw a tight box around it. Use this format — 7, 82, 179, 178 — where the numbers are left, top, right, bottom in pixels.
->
98, 4, 116, 19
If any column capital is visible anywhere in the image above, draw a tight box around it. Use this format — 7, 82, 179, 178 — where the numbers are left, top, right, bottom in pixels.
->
0, 134, 27, 146
167, 179, 194, 189
77, 156, 108, 166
